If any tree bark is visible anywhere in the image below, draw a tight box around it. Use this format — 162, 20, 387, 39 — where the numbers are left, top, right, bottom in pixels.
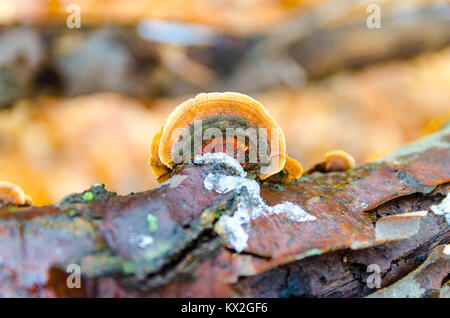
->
0, 124, 449, 297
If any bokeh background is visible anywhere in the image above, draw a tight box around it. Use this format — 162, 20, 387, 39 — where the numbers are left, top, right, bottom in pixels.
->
0, 0, 449, 205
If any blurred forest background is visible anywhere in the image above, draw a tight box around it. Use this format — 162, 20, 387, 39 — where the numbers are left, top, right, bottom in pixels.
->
0, 0, 449, 205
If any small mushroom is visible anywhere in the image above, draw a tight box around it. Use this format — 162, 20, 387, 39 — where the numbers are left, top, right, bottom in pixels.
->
305, 150, 355, 174
324, 150, 356, 172
280, 156, 303, 183
0, 180, 32, 206
150, 126, 171, 182
150, 92, 302, 182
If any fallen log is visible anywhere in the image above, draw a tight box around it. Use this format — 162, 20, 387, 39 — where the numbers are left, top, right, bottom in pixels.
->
1, 1, 449, 106
0, 124, 449, 297
227, 0, 450, 90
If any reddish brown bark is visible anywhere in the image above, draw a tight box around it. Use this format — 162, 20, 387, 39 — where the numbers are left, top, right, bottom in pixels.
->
0, 125, 449, 297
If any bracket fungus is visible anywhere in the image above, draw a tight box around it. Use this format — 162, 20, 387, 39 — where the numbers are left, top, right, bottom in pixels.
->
150, 92, 302, 182
0, 180, 32, 206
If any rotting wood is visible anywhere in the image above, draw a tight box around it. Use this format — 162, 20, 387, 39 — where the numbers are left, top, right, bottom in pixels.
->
0, 124, 448, 297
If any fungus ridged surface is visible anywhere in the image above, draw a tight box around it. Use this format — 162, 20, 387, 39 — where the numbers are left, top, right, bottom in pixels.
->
281, 156, 303, 183
150, 126, 171, 181
150, 92, 302, 182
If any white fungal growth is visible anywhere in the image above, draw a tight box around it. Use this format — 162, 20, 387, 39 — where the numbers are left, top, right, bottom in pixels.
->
194, 152, 247, 177
217, 215, 249, 253
431, 193, 450, 224
205, 173, 315, 221
209, 173, 316, 252
129, 234, 154, 248
201, 153, 316, 253
444, 245, 450, 256
204, 174, 261, 206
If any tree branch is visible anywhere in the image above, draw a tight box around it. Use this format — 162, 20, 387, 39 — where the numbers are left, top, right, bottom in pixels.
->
0, 124, 449, 297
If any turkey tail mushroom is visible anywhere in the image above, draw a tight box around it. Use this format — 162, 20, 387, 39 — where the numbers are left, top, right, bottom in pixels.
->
281, 156, 303, 183
149, 92, 302, 182
0, 180, 32, 206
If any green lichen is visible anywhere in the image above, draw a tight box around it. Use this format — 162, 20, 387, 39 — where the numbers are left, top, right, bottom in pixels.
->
142, 241, 173, 259
147, 214, 158, 233
82, 192, 94, 201
121, 261, 135, 274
